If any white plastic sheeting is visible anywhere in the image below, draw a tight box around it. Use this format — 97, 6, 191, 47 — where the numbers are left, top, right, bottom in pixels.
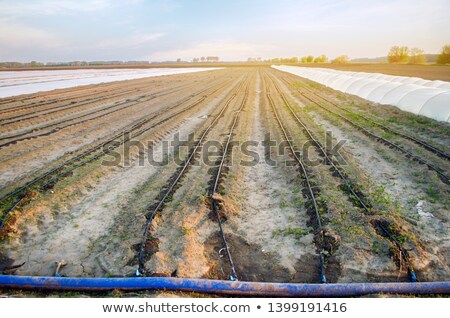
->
272, 65, 450, 122
0, 68, 222, 98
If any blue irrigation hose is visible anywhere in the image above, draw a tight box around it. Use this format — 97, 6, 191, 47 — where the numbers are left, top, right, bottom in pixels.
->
0, 276, 449, 296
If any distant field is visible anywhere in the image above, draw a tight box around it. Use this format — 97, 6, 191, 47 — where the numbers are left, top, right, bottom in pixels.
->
287, 63, 450, 81
2, 62, 450, 81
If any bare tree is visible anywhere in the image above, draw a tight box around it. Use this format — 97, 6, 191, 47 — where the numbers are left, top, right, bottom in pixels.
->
388, 46, 409, 63
205, 56, 219, 62
331, 55, 349, 64
436, 44, 450, 64
313, 54, 327, 63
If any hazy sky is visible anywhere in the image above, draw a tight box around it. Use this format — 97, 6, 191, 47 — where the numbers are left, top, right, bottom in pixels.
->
1, 0, 449, 62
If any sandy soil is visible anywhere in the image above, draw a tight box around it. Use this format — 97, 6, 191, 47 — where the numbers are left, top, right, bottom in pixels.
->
272, 69, 449, 281
1, 73, 244, 277
222, 72, 318, 282
0, 71, 227, 189
0, 67, 448, 289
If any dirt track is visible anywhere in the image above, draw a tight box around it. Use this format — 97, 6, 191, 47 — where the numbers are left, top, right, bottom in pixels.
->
274, 63, 450, 81
0, 67, 448, 286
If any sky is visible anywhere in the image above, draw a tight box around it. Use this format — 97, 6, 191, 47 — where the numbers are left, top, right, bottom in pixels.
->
0, 0, 449, 62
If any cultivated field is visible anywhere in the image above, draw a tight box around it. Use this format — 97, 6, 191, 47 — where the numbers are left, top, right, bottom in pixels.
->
0, 67, 449, 295
284, 63, 450, 81
3, 63, 449, 81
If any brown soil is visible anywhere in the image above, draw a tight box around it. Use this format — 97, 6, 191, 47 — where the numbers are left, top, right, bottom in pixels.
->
282, 63, 450, 81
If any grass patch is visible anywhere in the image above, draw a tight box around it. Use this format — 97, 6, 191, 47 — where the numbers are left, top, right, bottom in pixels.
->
371, 185, 392, 207
279, 198, 288, 208
427, 185, 440, 201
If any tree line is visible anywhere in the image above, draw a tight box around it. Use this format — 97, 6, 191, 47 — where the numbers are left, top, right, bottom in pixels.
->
192, 56, 220, 63
252, 44, 450, 65
387, 45, 450, 64
265, 55, 349, 64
